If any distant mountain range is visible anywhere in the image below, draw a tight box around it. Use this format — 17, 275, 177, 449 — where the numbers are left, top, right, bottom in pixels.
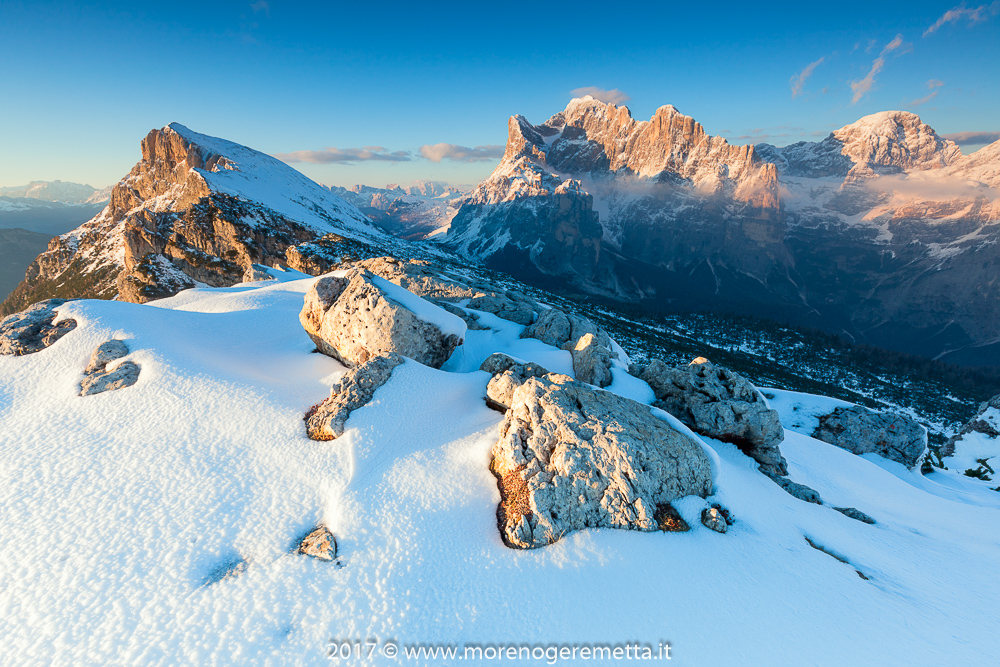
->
0, 181, 112, 302
0, 180, 112, 205
438, 97, 1000, 366
326, 182, 465, 240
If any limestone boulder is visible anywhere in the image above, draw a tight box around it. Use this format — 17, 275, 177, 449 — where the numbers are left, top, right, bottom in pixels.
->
701, 507, 728, 533
637, 357, 787, 476
479, 353, 550, 412
300, 269, 464, 369
567, 333, 613, 388
354, 256, 538, 326
80, 340, 140, 396
298, 526, 337, 561
305, 353, 404, 441
0, 299, 76, 356
491, 373, 713, 549
812, 406, 927, 468
521, 307, 615, 387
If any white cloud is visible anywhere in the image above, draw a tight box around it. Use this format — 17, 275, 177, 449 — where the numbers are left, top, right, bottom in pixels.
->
850, 34, 910, 104
924, 1, 1000, 36
419, 143, 505, 163
273, 147, 411, 164
569, 87, 630, 105
790, 57, 826, 98
908, 91, 938, 107
942, 131, 1000, 146
927, 78, 945, 89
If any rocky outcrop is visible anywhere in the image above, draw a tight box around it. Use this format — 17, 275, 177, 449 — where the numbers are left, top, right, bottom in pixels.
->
300, 271, 464, 369
0, 299, 76, 355
491, 373, 712, 549
305, 353, 404, 441
636, 357, 787, 476
834, 507, 875, 524
79, 340, 140, 395
479, 353, 550, 412
764, 472, 822, 505
941, 394, 1000, 458
297, 526, 337, 561
521, 308, 615, 387
813, 406, 927, 468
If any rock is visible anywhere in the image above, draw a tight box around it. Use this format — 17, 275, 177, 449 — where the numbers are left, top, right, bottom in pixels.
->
566, 332, 613, 387
85, 340, 129, 373
0, 299, 76, 356
637, 357, 788, 476
305, 353, 404, 441
656, 503, 690, 532
298, 526, 337, 561
354, 257, 538, 326
243, 263, 275, 282
491, 373, 713, 549
834, 507, 875, 524
80, 340, 140, 396
813, 406, 927, 468
520, 307, 615, 387
466, 294, 535, 326
701, 507, 728, 533
764, 471, 823, 505
941, 394, 1000, 458
521, 308, 572, 347
300, 270, 464, 369
433, 300, 488, 330
480, 353, 550, 412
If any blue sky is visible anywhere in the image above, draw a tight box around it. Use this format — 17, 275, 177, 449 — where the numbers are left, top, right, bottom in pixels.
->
0, 0, 997, 190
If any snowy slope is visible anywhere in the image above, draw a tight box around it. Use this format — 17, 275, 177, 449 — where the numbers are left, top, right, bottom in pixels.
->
1, 277, 999, 665
165, 124, 377, 237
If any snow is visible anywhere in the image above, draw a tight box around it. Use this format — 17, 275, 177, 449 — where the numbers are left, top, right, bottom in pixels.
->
165, 123, 379, 241
2, 279, 999, 664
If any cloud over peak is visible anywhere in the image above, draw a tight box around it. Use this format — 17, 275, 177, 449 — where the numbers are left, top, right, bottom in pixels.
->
274, 147, 412, 165
570, 86, 630, 105
419, 143, 505, 163
850, 34, 910, 104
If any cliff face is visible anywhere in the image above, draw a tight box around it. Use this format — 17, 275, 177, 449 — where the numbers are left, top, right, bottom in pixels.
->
1, 124, 385, 314
447, 97, 788, 299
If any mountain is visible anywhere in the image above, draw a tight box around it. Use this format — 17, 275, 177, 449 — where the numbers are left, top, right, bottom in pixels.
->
0, 123, 391, 316
327, 181, 466, 240
0, 180, 112, 204
442, 98, 1000, 365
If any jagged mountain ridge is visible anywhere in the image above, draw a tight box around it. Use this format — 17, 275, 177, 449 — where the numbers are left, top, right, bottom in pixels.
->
442, 98, 1000, 366
446, 97, 789, 299
1, 123, 392, 315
